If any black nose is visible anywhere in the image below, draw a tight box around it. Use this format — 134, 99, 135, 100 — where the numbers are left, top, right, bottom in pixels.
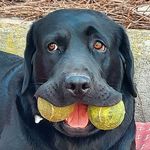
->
65, 75, 91, 96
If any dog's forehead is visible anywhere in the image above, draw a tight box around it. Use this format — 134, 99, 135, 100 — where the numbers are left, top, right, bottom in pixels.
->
36, 9, 117, 32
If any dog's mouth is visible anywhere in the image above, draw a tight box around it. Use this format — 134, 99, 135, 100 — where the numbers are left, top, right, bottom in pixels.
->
55, 120, 99, 137
35, 101, 99, 137
35, 95, 125, 137
34, 80, 124, 137
59, 103, 98, 137
52, 115, 97, 137
65, 103, 89, 128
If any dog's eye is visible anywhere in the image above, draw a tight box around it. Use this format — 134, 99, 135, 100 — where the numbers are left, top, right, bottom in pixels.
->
93, 41, 106, 52
48, 43, 58, 52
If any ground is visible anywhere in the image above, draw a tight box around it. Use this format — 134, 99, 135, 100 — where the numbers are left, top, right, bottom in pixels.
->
0, 0, 150, 29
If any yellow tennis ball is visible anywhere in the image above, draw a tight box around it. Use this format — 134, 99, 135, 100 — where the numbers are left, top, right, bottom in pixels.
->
88, 100, 125, 130
37, 97, 75, 122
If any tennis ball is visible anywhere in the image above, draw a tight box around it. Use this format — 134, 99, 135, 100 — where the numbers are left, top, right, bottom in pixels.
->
88, 100, 125, 130
37, 97, 75, 122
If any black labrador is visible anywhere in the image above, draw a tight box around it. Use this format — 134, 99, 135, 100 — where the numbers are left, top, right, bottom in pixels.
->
0, 9, 137, 150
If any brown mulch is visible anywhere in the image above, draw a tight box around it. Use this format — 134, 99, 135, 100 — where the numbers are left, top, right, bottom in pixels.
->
0, 0, 150, 29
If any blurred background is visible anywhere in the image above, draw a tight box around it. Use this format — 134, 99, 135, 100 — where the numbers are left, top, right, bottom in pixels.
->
0, 0, 150, 29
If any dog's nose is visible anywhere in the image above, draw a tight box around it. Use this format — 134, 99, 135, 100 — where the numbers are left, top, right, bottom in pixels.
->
65, 75, 91, 96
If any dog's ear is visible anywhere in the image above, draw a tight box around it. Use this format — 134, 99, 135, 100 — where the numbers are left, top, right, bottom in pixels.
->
119, 27, 137, 97
21, 24, 36, 94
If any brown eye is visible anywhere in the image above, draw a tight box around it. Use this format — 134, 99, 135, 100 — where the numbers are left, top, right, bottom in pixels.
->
48, 43, 58, 52
93, 41, 106, 52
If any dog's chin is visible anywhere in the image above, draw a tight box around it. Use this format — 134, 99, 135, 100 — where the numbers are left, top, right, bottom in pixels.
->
53, 121, 99, 137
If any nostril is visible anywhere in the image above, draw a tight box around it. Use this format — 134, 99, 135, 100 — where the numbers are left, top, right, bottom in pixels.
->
69, 83, 76, 91
82, 83, 90, 90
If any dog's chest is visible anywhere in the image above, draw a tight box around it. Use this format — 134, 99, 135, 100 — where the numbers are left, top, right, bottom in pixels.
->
0, 119, 33, 150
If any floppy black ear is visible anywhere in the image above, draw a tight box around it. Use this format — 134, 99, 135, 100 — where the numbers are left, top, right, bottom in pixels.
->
119, 27, 137, 97
21, 24, 36, 94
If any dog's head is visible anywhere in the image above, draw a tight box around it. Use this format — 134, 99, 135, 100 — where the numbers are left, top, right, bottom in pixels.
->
21, 9, 136, 137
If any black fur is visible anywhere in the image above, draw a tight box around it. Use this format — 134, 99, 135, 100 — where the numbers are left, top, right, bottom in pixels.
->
0, 9, 136, 150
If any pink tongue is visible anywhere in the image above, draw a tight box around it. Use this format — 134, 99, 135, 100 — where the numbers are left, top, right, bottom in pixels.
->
65, 103, 89, 128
